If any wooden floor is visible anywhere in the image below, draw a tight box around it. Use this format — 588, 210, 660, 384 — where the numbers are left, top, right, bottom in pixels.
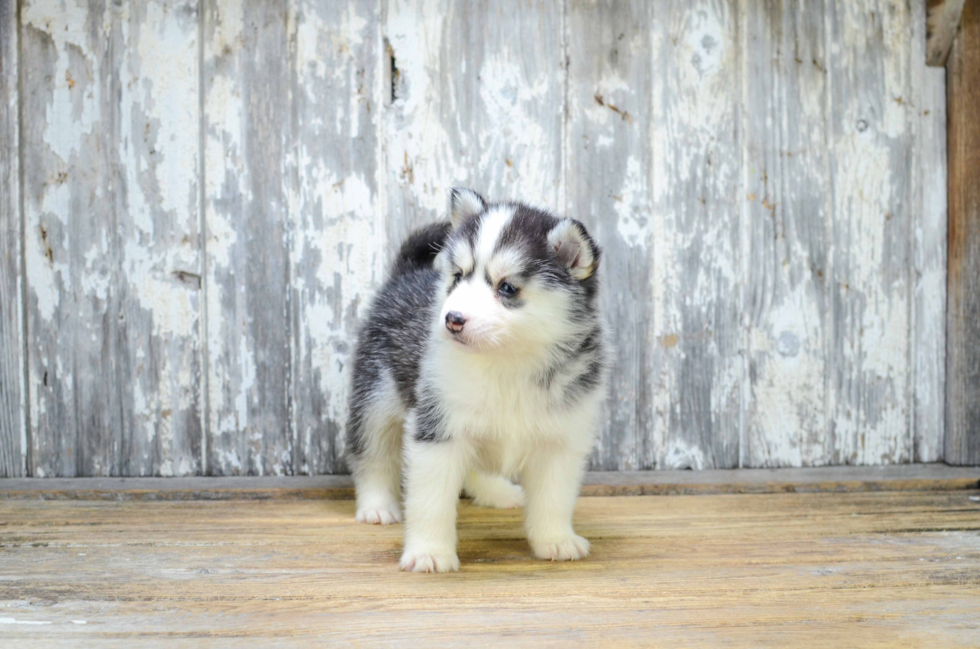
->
1, 479, 979, 646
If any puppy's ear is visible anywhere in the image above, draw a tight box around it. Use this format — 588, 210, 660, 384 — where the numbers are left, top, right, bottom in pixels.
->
449, 188, 487, 228
548, 219, 600, 280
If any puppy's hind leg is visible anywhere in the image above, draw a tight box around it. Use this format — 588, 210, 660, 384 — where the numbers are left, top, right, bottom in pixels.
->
463, 471, 525, 509
347, 374, 404, 525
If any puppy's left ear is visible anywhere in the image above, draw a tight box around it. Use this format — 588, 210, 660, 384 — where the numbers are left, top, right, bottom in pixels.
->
449, 187, 487, 229
548, 219, 600, 280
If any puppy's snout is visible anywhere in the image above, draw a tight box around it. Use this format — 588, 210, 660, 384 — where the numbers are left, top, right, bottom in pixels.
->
445, 311, 467, 333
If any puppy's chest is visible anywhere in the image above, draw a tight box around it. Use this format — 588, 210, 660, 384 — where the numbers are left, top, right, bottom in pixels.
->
441, 367, 555, 440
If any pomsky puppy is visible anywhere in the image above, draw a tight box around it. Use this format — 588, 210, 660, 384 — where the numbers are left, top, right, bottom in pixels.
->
346, 188, 607, 572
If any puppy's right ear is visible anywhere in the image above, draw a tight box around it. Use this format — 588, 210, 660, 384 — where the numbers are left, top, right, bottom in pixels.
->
449, 188, 487, 229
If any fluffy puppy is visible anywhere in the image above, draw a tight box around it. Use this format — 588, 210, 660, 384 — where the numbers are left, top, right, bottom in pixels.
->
346, 188, 607, 572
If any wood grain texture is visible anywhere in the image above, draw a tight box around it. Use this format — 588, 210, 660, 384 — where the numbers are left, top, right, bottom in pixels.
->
383, 0, 564, 244
203, 0, 384, 476
741, 0, 831, 467
22, 0, 116, 477
565, 0, 655, 470
650, 0, 742, 469
946, 0, 980, 465
0, 490, 978, 646
287, 0, 385, 475
567, 0, 743, 470
5, 0, 955, 475
0, 465, 976, 500
114, 0, 203, 477
203, 0, 292, 475
827, 0, 916, 465
21, 0, 203, 477
912, 5, 948, 463
740, 0, 946, 467
0, 0, 25, 477
926, 0, 966, 66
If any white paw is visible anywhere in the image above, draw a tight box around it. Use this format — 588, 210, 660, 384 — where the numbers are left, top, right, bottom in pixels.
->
400, 548, 460, 573
355, 504, 402, 525
472, 480, 525, 509
530, 534, 590, 561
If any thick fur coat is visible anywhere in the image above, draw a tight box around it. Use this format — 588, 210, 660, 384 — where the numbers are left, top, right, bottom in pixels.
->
346, 188, 608, 572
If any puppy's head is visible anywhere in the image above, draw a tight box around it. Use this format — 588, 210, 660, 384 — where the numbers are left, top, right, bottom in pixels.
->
435, 188, 601, 355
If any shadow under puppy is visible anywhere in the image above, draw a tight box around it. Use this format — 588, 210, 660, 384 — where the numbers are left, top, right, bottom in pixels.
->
346, 188, 608, 572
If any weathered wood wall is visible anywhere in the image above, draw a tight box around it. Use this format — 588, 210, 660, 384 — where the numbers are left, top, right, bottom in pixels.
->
0, 0, 950, 476
945, 0, 980, 465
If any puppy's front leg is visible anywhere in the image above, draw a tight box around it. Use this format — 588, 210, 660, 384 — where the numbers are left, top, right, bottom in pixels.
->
522, 446, 590, 561
400, 431, 469, 573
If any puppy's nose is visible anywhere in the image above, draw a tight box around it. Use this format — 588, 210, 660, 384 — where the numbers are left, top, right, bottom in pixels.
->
445, 311, 467, 333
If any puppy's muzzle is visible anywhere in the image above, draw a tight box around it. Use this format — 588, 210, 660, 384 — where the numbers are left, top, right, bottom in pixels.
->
445, 311, 467, 333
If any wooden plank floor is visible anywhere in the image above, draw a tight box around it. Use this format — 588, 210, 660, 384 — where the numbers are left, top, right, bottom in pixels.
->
1, 489, 979, 647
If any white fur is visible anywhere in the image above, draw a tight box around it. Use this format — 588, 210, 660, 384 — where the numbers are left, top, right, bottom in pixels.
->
400, 345, 603, 570
350, 371, 403, 525
353, 205, 605, 573
547, 220, 596, 280
475, 206, 514, 262
449, 188, 486, 228
463, 471, 525, 509
400, 429, 469, 573
438, 214, 587, 357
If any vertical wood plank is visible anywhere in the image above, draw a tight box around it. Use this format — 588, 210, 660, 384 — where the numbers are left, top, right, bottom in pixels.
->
912, 0, 947, 463
649, 0, 742, 469
565, 0, 655, 470
203, 0, 292, 475
740, 0, 831, 467
384, 0, 564, 245
22, 0, 203, 476
568, 0, 744, 470
0, 0, 26, 477
287, 0, 385, 474
22, 0, 122, 476
945, 0, 980, 465
827, 0, 915, 465
115, 0, 203, 476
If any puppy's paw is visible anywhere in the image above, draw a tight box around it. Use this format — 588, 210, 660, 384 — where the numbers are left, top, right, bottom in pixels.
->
355, 503, 402, 525
400, 548, 460, 573
530, 533, 590, 561
471, 478, 525, 509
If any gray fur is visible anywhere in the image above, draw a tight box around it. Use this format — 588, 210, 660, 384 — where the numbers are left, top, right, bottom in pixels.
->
346, 192, 605, 456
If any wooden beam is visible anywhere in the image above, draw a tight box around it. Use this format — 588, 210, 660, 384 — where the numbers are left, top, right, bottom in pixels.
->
0, 0, 25, 477
0, 465, 976, 500
928, 0, 967, 66
946, 0, 980, 465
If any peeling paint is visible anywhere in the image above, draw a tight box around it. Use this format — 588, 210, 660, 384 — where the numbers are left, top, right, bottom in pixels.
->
7, 0, 947, 476
385, 0, 562, 239
22, 0, 202, 477
614, 157, 651, 246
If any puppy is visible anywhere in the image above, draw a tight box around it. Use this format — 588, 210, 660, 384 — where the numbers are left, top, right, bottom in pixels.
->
346, 188, 607, 572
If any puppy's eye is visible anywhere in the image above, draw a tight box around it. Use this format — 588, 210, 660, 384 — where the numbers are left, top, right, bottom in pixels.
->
451, 270, 463, 285
498, 281, 518, 297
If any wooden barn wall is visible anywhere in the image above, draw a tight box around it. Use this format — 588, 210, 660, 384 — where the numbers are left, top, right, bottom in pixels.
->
0, 0, 948, 476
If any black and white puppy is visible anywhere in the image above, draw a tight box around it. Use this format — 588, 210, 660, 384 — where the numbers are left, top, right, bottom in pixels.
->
346, 188, 607, 572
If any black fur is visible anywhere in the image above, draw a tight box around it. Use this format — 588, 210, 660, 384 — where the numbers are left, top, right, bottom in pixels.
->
346, 226, 448, 455
346, 197, 605, 456
413, 389, 446, 443
391, 221, 452, 276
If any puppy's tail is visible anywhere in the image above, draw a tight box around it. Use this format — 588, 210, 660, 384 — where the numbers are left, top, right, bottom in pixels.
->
391, 221, 452, 276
